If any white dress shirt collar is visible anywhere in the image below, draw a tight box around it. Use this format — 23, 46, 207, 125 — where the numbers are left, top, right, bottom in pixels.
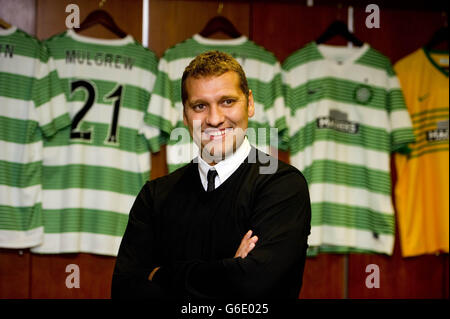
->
197, 137, 252, 191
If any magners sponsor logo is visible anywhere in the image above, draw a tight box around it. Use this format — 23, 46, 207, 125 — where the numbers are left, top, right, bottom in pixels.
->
316, 109, 359, 134
426, 120, 449, 142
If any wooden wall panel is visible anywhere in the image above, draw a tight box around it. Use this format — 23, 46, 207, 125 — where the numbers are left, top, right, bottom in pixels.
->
252, 2, 353, 63
444, 254, 449, 298
348, 234, 445, 298
0, 249, 31, 298
36, 0, 142, 41
352, 6, 447, 64
30, 253, 115, 298
300, 254, 346, 299
148, 0, 250, 57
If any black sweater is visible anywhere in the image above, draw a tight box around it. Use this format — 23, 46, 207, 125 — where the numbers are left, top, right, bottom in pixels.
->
111, 147, 311, 299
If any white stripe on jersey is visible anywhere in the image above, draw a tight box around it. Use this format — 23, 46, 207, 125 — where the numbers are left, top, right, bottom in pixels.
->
390, 109, 416, 132
31, 232, 123, 256
290, 140, 391, 172
308, 224, 394, 254
308, 183, 393, 215
0, 227, 44, 249
0, 140, 42, 164
44, 144, 150, 173
0, 96, 35, 121
284, 59, 398, 89
0, 54, 37, 78
0, 184, 42, 208
36, 93, 67, 127
146, 93, 178, 128
42, 188, 135, 214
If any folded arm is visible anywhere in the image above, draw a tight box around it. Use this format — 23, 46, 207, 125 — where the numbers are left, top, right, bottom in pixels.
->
112, 169, 311, 299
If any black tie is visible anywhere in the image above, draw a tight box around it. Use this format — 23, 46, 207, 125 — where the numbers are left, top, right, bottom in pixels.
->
207, 169, 218, 192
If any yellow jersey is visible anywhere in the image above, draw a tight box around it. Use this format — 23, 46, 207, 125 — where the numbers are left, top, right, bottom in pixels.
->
394, 48, 449, 257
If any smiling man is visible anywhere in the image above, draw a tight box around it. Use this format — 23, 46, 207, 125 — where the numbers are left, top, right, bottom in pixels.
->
182, 52, 253, 165
111, 51, 311, 299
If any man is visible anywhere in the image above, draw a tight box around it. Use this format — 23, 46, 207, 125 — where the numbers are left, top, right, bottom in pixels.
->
111, 51, 311, 299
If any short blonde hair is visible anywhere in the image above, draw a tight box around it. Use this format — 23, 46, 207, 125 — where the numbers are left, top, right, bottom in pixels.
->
181, 50, 249, 105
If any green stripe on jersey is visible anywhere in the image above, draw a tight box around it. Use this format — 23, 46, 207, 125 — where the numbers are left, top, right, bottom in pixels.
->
163, 37, 277, 65
42, 208, 128, 236
286, 77, 391, 112
289, 121, 391, 154
0, 204, 42, 231
0, 116, 40, 144
0, 28, 46, 61
43, 164, 148, 196
270, 42, 322, 71
303, 160, 391, 195
311, 202, 394, 234
0, 160, 41, 188
355, 47, 394, 75
0, 72, 33, 101
33, 70, 65, 107
44, 125, 149, 154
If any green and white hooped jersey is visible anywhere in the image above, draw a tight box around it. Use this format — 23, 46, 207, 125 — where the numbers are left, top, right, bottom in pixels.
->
0, 26, 70, 248
146, 34, 288, 173
30, 30, 159, 256
283, 42, 415, 255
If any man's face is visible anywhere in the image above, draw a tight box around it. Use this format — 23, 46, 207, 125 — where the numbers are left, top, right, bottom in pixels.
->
183, 71, 254, 164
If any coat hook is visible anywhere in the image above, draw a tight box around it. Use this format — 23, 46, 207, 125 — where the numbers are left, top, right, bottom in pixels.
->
217, 2, 224, 15
99, 0, 107, 8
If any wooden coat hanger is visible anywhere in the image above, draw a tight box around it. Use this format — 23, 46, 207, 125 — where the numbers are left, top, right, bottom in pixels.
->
76, 9, 127, 38
199, 2, 242, 39
0, 17, 12, 29
316, 20, 364, 47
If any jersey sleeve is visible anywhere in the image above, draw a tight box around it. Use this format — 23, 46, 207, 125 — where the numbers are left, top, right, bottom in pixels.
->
386, 64, 415, 153
138, 48, 161, 153
258, 61, 289, 154
144, 57, 180, 147
267, 61, 289, 151
32, 42, 70, 137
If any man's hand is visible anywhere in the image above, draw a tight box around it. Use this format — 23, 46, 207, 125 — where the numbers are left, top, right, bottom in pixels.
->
148, 230, 257, 282
234, 230, 258, 258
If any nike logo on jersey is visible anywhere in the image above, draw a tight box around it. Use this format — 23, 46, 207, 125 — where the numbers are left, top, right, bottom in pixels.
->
418, 93, 430, 102
307, 87, 321, 95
